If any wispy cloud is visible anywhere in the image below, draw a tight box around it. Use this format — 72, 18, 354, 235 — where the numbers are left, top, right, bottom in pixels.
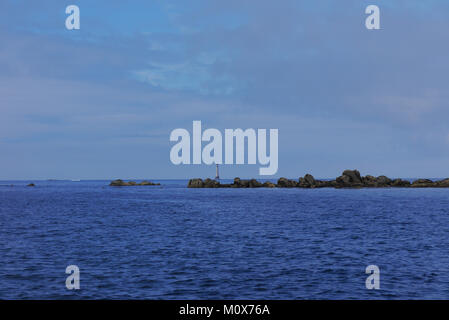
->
1, 0, 449, 179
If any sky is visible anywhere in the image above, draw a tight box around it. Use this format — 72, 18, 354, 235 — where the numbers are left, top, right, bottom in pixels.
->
1, 0, 449, 180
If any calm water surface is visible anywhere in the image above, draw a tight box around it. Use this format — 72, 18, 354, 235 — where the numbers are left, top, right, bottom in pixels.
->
1, 180, 449, 299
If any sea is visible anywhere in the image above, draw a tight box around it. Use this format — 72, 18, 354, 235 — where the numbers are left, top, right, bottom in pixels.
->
1, 179, 449, 299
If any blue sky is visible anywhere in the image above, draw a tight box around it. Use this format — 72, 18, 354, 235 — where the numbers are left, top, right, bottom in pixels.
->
1, 0, 449, 180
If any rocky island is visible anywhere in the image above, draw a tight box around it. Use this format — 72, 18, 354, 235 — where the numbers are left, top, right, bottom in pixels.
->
188, 170, 449, 189
109, 179, 160, 187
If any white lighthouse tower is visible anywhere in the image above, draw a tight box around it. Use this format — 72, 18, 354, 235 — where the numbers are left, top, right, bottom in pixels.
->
215, 164, 220, 180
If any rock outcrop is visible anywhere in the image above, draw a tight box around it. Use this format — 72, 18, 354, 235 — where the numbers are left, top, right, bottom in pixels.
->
262, 181, 276, 188
110, 179, 160, 186
391, 178, 411, 187
436, 178, 449, 187
27, 183, 35, 187
139, 181, 160, 186
335, 170, 363, 188
334, 170, 413, 188
187, 178, 205, 188
188, 177, 272, 188
411, 179, 435, 188
277, 177, 298, 188
187, 170, 449, 189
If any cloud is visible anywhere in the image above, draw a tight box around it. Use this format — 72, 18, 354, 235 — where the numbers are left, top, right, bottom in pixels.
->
1, 0, 449, 179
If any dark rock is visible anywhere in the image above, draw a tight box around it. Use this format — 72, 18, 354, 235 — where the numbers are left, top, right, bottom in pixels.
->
335, 176, 350, 188
219, 183, 232, 188
27, 183, 35, 187
110, 179, 160, 187
277, 177, 297, 188
362, 175, 378, 187
304, 174, 316, 186
376, 175, 391, 186
411, 179, 435, 188
189, 177, 276, 188
316, 180, 337, 188
298, 174, 319, 188
240, 180, 250, 188
436, 178, 449, 187
139, 181, 161, 186
110, 179, 129, 186
343, 170, 362, 183
276, 177, 288, 187
249, 179, 262, 188
185, 170, 449, 189
412, 179, 433, 184
335, 170, 367, 188
391, 178, 411, 187
188, 178, 205, 188
336, 170, 363, 188
231, 177, 269, 188
262, 181, 276, 188
232, 177, 250, 188
204, 178, 220, 188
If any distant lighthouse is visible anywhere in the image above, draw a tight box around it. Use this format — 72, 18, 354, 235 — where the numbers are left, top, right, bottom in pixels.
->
215, 164, 220, 180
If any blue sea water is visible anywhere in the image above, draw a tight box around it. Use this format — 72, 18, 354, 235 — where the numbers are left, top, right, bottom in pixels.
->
1, 179, 449, 299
